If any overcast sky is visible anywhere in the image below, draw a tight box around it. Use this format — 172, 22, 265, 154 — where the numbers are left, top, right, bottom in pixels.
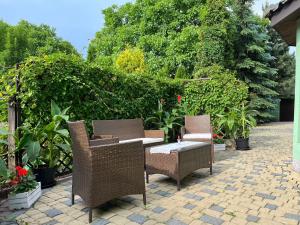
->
0, 0, 280, 56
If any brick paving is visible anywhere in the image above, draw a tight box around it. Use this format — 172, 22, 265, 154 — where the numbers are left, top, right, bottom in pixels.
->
1, 122, 300, 224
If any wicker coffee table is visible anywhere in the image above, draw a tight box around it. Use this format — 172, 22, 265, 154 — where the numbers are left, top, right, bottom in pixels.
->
145, 141, 212, 190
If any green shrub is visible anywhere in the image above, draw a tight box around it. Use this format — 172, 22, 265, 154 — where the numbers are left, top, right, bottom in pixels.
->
184, 66, 248, 125
175, 65, 189, 79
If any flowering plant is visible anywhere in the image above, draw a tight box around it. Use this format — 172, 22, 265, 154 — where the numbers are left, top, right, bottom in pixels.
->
213, 133, 224, 144
0, 160, 38, 194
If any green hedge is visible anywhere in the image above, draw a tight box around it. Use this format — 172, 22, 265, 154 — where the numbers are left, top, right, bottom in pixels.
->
11, 53, 183, 131
1, 53, 248, 131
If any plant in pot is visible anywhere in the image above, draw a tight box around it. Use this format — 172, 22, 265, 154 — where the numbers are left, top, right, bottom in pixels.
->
0, 160, 41, 209
235, 102, 257, 150
217, 102, 256, 150
213, 132, 226, 151
17, 101, 71, 188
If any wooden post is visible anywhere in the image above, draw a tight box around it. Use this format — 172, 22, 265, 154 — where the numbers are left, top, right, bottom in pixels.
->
7, 101, 16, 171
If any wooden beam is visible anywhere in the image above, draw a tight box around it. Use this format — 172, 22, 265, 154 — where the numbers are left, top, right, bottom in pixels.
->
7, 101, 16, 171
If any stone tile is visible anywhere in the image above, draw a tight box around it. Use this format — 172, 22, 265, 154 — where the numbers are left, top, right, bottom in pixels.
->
166, 218, 187, 225
275, 186, 287, 190
200, 214, 224, 225
201, 188, 218, 196
224, 186, 237, 191
183, 193, 204, 201
45, 209, 63, 218
147, 184, 159, 189
91, 218, 110, 225
152, 207, 166, 214
41, 220, 59, 225
209, 204, 224, 212
155, 190, 172, 197
284, 213, 300, 221
255, 192, 276, 200
127, 213, 148, 224
265, 204, 278, 210
246, 215, 260, 223
183, 203, 196, 210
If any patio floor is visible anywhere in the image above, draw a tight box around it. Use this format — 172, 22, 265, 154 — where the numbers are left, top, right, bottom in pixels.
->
2, 122, 300, 225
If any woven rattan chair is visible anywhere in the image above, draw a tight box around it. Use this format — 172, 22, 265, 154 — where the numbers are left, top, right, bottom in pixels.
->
68, 121, 146, 223
181, 115, 214, 161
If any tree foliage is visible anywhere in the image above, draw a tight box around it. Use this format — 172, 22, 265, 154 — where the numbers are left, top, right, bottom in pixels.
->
0, 20, 78, 69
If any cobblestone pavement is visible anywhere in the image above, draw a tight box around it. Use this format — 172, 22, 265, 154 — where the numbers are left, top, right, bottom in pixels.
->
3, 122, 300, 225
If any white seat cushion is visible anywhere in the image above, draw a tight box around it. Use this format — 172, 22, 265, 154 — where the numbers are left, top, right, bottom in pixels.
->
147, 141, 208, 154
120, 138, 164, 145
183, 133, 211, 139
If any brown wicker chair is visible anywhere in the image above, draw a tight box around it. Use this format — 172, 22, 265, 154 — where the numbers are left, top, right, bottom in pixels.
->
92, 118, 164, 148
68, 121, 146, 223
181, 115, 214, 161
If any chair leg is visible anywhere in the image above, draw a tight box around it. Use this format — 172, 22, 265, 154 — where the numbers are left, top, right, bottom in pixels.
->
71, 193, 74, 205
177, 179, 181, 191
210, 165, 213, 175
143, 192, 146, 206
89, 208, 93, 223
146, 173, 149, 184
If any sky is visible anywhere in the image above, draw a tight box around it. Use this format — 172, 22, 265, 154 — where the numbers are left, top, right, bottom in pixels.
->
0, 0, 280, 57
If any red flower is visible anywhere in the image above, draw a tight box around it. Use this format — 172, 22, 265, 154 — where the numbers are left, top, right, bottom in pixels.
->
17, 168, 28, 177
213, 134, 218, 139
16, 166, 22, 171
177, 95, 182, 104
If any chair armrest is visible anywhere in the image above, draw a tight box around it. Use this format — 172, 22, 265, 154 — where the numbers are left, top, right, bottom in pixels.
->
144, 130, 164, 138
89, 137, 119, 146
91, 134, 116, 139
180, 126, 186, 138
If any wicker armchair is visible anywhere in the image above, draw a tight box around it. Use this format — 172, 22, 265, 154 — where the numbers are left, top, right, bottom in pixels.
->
181, 115, 214, 161
68, 121, 146, 223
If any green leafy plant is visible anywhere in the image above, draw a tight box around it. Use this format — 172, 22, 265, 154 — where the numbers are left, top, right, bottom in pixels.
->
146, 100, 183, 142
217, 102, 256, 139
18, 101, 71, 168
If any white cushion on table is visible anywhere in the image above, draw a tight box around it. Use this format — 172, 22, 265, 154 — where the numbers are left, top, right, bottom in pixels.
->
183, 133, 211, 139
148, 141, 207, 154
119, 138, 164, 145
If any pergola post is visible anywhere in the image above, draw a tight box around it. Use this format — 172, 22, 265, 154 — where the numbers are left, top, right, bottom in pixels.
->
293, 19, 300, 172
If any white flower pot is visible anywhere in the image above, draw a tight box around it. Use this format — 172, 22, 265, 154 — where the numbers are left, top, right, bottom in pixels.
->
8, 182, 41, 210
214, 144, 226, 151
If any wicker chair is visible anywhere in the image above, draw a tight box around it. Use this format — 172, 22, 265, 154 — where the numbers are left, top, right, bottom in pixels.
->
92, 118, 164, 148
68, 121, 146, 223
181, 115, 214, 161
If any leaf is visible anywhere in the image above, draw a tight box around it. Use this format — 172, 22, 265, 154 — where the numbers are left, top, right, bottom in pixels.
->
0, 140, 8, 145
0, 129, 9, 136
56, 143, 71, 152
26, 141, 41, 162
56, 129, 69, 138
51, 100, 61, 117
0, 158, 9, 179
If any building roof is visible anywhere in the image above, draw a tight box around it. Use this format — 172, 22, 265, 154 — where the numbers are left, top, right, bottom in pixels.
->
266, 0, 300, 46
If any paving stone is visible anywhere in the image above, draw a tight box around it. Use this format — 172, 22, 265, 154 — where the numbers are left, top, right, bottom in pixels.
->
91, 218, 110, 225
45, 209, 63, 218
284, 213, 300, 221
225, 186, 237, 191
122, 196, 136, 203
265, 204, 278, 210
155, 190, 172, 197
255, 192, 276, 200
241, 180, 257, 185
209, 204, 224, 212
200, 214, 224, 225
246, 215, 260, 223
272, 173, 287, 177
152, 207, 166, 214
41, 220, 58, 225
183, 203, 196, 210
166, 218, 187, 225
147, 184, 159, 189
275, 186, 287, 190
201, 188, 218, 196
127, 213, 148, 224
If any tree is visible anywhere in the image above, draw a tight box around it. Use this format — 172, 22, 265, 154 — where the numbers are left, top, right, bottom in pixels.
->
88, 0, 207, 77
115, 47, 146, 74
232, 0, 278, 123
0, 20, 78, 69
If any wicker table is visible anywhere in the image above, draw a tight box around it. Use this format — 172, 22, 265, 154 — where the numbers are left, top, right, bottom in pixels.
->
145, 141, 212, 191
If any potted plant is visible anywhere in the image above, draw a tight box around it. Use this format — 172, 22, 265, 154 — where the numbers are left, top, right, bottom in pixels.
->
235, 102, 256, 150
17, 101, 71, 188
213, 133, 226, 151
217, 102, 256, 150
0, 160, 41, 210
